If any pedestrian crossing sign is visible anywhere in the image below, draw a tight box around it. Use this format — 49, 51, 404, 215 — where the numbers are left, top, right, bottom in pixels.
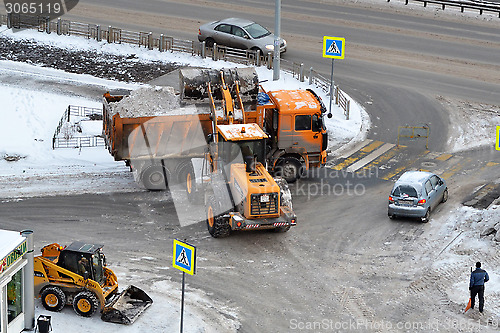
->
496, 126, 500, 151
173, 239, 196, 275
323, 36, 345, 59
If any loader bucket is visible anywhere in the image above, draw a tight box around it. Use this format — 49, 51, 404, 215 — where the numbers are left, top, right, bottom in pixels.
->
180, 67, 259, 101
101, 285, 153, 325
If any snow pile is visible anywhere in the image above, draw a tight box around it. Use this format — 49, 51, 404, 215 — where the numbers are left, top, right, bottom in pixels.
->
109, 86, 200, 117
433, 204, 500, 320
33, 278, 240, 332
437, 96, 500, 153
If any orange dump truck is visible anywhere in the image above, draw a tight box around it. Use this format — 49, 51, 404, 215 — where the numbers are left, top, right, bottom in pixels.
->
102, 68, 328, 191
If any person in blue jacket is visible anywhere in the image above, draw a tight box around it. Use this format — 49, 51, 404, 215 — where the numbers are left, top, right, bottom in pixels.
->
469, 261, 489, 313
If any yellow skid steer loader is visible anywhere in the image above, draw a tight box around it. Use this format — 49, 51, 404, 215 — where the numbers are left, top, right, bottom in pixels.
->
34, 242, 152, 325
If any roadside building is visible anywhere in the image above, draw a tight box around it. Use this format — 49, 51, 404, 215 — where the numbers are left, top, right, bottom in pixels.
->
0, 230, 35, 333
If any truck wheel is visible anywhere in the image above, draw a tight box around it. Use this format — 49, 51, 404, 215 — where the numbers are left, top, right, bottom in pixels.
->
206, 196, 231, 238
141, 165, 167, 190
73, 291, 99, 317
275, 157, 303, 183
41, 286, 66, 312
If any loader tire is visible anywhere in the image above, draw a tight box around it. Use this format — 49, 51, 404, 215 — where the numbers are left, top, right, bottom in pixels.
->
178, 162, 197, 203
206, 196, 231, 238
273, 226, 291, 233
73, 291, 99, 317
41, 286, 66, 312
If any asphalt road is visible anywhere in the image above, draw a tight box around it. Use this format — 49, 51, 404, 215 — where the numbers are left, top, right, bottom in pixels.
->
2, 1, 500, 332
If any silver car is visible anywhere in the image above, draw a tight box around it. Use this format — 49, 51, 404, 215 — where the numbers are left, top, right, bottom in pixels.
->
198, 18, 287, 55
388, 171, 448, 222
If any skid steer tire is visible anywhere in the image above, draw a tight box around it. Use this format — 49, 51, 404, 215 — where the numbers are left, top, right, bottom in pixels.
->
41, 286, 66, 312
206, 195, 231, 238
73, 291, 99, 317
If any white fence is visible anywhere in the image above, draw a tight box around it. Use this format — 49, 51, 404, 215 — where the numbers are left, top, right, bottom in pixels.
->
4, 13, 351, 117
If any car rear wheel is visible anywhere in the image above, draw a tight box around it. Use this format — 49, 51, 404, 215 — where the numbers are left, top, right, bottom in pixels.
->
421, 209, 430, 223
205, 38, 215, 48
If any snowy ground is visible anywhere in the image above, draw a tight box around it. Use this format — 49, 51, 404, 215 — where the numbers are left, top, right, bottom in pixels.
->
436, 96, 500, 153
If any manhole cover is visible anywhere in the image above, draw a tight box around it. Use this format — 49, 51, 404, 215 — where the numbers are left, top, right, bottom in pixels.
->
421, 162, 437, 168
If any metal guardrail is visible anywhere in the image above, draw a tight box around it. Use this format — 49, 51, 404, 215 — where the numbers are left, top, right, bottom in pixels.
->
397, 125, 430, 149
53, 105, 102, 149
335, 86, 350, 120
388, 0, 500, 17
53, 136, 106, 149
4, 13, 351, 119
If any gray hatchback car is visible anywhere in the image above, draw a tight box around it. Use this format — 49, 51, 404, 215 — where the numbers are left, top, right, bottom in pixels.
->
198, 18, 287, 55
388, 171, 448, 222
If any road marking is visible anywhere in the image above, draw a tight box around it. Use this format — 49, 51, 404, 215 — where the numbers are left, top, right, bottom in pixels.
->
435, 153, 453, 161
331, 141, 384, 171
360, 145, 402, 171
381, 150, 430, 180
360, 140, 384, 153
439, 157, 466, 180
486, 161, 499, 167
347, 143, 395, 173
339, 139, 373, 159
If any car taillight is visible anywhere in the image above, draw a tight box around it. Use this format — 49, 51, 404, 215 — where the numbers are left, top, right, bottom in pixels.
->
389, 196, 394, 203
198, 29, 201, 35
418, 199, 426, 205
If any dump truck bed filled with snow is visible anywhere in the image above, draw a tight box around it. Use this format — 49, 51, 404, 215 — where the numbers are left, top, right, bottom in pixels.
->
103, 86, 213, 162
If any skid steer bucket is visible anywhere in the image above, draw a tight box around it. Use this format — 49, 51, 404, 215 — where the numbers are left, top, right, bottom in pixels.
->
101, 285, 153, 325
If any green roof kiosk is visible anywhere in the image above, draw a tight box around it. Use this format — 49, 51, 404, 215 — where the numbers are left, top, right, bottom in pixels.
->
0, 230, 35, 333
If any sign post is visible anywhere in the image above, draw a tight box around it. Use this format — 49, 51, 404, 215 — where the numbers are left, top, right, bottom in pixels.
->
496, 125, 500, 151
173, 239, 196, 333
322, 36, 345, 118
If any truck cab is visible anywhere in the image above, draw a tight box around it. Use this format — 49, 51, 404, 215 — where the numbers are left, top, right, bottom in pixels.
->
258, 89, 328, 182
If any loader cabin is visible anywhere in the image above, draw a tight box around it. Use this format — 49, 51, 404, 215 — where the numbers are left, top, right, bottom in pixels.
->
215, 123, 281, 218
215, 123, 268, 170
